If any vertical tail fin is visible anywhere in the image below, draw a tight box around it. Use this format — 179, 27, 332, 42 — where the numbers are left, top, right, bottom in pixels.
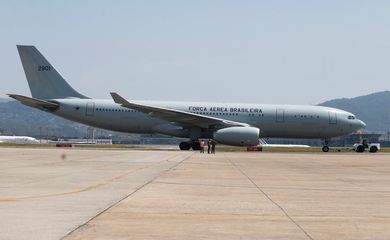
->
17, 45, 88, 99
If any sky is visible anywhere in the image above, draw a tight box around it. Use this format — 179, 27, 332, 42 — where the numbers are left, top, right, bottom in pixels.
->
0, 0, 389, 104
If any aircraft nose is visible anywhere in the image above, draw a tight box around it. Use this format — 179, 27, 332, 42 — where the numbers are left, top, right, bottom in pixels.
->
357, 119, 366, 129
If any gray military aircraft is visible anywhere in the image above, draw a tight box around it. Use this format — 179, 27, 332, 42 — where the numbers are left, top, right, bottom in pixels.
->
9, 46, 366, 152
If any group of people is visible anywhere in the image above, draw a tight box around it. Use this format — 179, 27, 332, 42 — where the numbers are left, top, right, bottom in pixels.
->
199, 139, 216, 154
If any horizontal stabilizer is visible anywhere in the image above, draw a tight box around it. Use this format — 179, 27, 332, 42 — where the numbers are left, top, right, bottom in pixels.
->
7, 94, 59, 111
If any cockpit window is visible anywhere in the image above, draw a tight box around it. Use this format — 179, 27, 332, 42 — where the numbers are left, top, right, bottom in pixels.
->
347, 115, 355, 120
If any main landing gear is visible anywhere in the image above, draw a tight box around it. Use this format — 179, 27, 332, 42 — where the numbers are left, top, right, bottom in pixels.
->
179, 141, 201, 151
322, 146, 329, 152
322, 139, 330, 152
179, 142, 191, 150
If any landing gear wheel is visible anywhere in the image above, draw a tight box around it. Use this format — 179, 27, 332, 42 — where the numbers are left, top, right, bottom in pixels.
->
179, 142, 191, 150
356, 145, 365, 153
322, 146, 329, 152
369, 146, 378, 153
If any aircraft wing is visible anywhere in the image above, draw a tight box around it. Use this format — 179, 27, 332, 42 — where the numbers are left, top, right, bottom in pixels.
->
7, 94, 59, 112
110, 92, 249, 129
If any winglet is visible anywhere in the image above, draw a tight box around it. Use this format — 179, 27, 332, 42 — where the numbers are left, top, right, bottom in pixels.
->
110, 92, 131, 106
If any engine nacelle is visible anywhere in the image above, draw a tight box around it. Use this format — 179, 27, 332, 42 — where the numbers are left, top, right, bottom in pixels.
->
213, 127, 259, 146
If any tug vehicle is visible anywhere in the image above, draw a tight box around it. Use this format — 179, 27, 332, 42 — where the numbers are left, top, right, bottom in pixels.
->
353, 138, 380, 153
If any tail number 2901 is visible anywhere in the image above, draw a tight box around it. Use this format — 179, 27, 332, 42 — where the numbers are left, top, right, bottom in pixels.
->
38, 66, 51, 71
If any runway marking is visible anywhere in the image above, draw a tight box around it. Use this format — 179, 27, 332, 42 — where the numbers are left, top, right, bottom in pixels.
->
226, 154, 314, 240
0, 153, 183, 202
154, 180, 257, 189
61, 152, 193, 239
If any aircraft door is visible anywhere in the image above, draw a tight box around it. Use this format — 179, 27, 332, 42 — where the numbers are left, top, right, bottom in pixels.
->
328, 111, 337, 124
86, 102, 95, 116
276, 109, 285, 123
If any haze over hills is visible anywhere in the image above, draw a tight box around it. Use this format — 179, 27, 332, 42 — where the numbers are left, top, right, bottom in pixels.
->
0, 100, 92, 137
319, 91, 390, 132
0, 91, 389, 138
0, 98, 10, 103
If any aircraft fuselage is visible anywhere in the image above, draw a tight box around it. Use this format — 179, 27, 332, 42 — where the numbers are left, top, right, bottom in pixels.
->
53, 99, 365, 139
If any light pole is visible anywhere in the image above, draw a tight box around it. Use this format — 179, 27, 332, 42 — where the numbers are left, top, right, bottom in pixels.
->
46, 127, 49, 143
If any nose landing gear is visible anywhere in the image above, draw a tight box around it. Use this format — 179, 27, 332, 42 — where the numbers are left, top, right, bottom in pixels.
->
322, 139, 330, 152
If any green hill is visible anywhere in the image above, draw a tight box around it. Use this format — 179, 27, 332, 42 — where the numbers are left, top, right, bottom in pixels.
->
320, 91, 390, 132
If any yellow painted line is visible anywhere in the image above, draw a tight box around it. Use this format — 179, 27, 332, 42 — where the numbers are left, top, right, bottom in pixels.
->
0, 153, 182, 202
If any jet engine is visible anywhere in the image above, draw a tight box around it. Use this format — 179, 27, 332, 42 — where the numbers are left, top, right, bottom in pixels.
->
213, 126, 259, 146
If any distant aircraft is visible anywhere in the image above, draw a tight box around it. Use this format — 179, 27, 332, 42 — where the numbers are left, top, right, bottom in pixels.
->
0, 136, 39, 144
8, 46, 366, 152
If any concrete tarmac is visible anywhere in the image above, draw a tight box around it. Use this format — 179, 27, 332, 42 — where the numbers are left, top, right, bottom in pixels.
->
1, 148, 390, 239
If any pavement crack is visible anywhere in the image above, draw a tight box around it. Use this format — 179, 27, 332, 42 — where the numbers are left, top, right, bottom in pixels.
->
227, 155, 314, 240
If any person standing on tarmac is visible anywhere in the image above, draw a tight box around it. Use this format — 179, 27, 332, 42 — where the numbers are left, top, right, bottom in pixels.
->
199, 139, 205, 153
207, 139, 212, 154
211, 139, 216, 154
